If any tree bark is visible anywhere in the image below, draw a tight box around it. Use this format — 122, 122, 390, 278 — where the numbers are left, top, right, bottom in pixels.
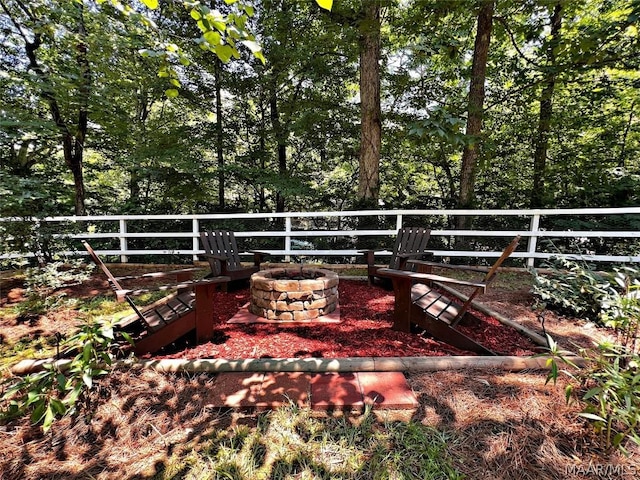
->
215, 58, 225, 209
531, 2, 562, 208
357, 0, 381, 204
270, 90, 287, 213
455, 0, 494, 234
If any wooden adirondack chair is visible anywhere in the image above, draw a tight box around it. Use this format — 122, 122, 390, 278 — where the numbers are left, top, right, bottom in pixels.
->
82, 241, 229, 355
199, 230, 268, 282
379, 236, 521, 355
359, 227, 432, 285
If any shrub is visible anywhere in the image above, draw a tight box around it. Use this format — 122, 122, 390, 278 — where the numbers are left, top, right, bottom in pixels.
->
0, 319, 130, 432
544, 267, 640, 454
531, 256, 611, 322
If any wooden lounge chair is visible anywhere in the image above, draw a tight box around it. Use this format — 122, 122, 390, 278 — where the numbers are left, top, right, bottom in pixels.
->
379, 236, 521, 355
359, 227, 432, 285
82, 240, 229, 355
199, 230, 268, 283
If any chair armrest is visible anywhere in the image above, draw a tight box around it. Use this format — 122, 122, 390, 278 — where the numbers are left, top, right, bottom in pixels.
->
377, 268, 487, 292
407, 260, 488, 274
115, 276, 230, 301
202, 253, 231, 262
115, 267, 201, 282
248, 250, 270, 266
357, 249, 387, 267
396, 252, 434, 270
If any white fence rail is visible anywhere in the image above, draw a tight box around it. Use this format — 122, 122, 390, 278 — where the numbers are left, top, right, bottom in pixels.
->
2, 207, 640, 267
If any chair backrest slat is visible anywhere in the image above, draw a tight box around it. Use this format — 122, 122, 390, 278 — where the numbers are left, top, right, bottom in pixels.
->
389, 227, 431, 270
200, 230, 244, 272
450, 235, 521, 326
82, 241, 147, 325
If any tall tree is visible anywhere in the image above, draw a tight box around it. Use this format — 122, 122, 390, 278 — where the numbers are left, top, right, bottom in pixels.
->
357, 0, 382, 205
531, 2, 562, 208
0, 0, 91, 215
455, 0, 494, 231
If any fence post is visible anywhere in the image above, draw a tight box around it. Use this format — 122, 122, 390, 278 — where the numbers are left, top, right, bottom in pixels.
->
396, 214, 403, 231
527, 214, 541, 268
284, 216, 292, 262
119, 218, 128, 263
192, 218, 200, 262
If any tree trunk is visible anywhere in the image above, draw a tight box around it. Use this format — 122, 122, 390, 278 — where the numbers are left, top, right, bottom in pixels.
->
455, 0, 494, 236
215, 58, 225, 209
18, 2, 89, 215
531, 2, 562, 208
270, 90, 287, 213
357, 0, 381, 204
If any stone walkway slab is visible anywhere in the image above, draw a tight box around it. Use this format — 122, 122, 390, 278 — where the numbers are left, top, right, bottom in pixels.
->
205, 371, 418, 411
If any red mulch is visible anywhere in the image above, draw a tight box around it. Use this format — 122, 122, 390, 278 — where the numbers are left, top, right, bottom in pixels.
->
151, 280, 538, 360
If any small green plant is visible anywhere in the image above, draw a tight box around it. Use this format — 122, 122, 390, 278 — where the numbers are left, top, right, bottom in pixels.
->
0, 319, 130, 432
543, 266, 640, 454
600, 267, 640, 354
531, 256, 610, 322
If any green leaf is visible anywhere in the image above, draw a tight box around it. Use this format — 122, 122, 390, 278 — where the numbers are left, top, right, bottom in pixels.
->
141, 0, 158, 9
165, 89, 179, 98
214, 44, 235, 63
204, 30, 222, 46
82, 373, 93, 389
30, 402, 46, 424
579, 412, 607, 423
241, 40, 262, 54
83, 342, 93, 363
50, 398, 66, 415
42, 405, 55, 432
316, 0, 333, 11
254, 51, 266, 65
583, 387, 601, 401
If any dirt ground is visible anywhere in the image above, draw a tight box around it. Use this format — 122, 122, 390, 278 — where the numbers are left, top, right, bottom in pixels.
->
1, 268, 638, 479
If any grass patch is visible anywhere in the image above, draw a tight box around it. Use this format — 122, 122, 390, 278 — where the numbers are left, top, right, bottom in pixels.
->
155, 403, 462, 479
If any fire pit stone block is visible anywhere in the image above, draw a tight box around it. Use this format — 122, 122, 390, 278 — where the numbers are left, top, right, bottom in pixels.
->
249, 267, 339, 321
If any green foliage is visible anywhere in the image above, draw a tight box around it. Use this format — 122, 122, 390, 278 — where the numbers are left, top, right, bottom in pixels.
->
600, 267, 640, 354
12, 259, 94, 320
577, 343, 640, 455
542, 266, 640, 454
0, 319, 128, 433
531, 256, 611, 322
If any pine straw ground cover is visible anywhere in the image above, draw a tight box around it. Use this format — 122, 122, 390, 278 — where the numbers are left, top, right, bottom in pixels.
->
0, 267, 639, 478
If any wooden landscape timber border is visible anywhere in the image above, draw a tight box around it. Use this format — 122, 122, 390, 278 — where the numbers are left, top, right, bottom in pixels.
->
11, 354, 584, 376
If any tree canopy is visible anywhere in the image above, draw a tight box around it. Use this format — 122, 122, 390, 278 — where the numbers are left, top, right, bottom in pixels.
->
1, 0, 638, 219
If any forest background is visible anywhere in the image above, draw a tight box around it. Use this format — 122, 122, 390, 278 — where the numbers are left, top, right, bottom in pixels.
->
1, 0, 639, 259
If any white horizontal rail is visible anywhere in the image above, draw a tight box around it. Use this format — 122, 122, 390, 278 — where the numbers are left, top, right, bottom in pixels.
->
2, 208, 639, 266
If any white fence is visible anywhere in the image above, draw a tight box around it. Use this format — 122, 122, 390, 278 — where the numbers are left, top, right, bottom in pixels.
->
2, 207, 640, 267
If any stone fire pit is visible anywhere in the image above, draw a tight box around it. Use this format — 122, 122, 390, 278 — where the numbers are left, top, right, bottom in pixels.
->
249, 267, 339, 321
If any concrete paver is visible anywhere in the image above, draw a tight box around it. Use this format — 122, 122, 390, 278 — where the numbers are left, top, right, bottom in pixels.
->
358, 371, 419, 409
203, 371, 418, 412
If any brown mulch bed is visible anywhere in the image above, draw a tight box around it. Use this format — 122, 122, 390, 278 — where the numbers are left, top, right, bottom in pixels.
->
151, 280, 539, 359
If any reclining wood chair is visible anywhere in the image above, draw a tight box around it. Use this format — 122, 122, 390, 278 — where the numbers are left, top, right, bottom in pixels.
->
379, 236, 521, 355
82, 241, 229, 355
359, 227, 431, 285
199, 230, 268, 282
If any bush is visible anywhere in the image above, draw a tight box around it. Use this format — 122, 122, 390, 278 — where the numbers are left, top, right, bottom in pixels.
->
531, 256, 611, 322
0, 319, 130, 432
543, 266, 640, 454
